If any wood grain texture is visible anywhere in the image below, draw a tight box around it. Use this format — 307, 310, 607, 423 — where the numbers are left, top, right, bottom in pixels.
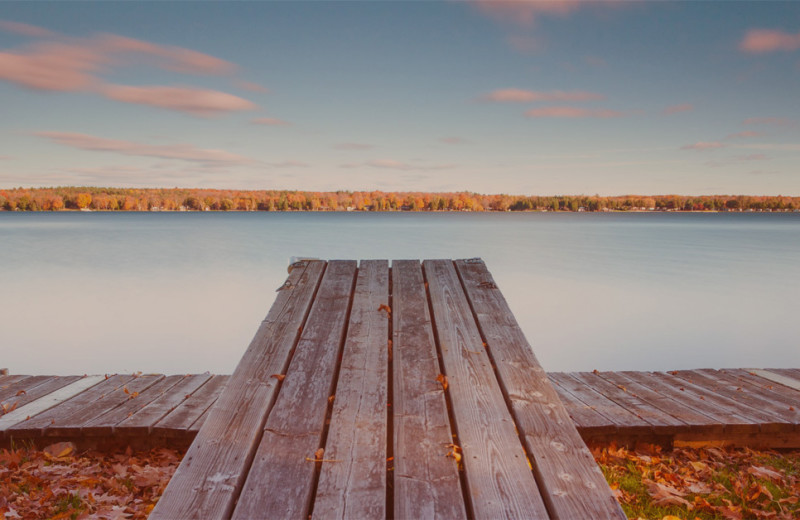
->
151, 261, 326, 520
116, 373, 213, 434
455, 258, 626, 520
623, 372, 758, 434
594, 371, 721, 433
715, 370, 800, 411
750, 369, 800, 393
548, 379, 618, 433
392, 260, 467, 520
8, 374, 136, 436
232, 260, 357, 520
0, 376, 104, 432
670, 370, 795, 430
569, 371, 684, 432
153, 375, 227, 435
424, 259, 549, 519
312, 260, 389, 520
0, 376, 81, 413
82, 374, 186, 435
549, 373, 651, 430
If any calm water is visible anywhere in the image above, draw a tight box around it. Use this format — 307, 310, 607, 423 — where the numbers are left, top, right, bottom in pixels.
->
1, 212, 798, 375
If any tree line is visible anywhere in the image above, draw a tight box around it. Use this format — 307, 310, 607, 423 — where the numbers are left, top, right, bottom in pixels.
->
0, 187, 798, 212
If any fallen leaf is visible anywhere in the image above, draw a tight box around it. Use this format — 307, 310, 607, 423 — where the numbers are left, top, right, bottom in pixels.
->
378, 303, 391, 315
436, 374, 448, 391
15, 389, 26, 396
315, 448, 324, 460
270, 374, 286, 381
43, 442, 76, 459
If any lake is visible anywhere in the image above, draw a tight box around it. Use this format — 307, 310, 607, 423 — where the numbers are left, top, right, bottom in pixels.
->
1, 211, 798, 375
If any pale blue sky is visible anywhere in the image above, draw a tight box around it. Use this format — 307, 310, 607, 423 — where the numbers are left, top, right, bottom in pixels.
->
1, 1, 798, 195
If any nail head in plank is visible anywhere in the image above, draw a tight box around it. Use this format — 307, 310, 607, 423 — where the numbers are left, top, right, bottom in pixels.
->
150, 260, 326, 520
424, 259, 549, 519
455, 258, 626, 520
313, 260, 390, 519
392, 260, 467, 520
233, 260, 357, 520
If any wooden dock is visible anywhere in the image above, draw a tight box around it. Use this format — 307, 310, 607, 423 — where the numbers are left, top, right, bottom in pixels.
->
2, 258, 798, 518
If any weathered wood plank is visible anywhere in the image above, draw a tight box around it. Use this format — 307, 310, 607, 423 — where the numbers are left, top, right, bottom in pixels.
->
0, 376, 104, 432
550, 373, 651, 430
0, 375, 35, 401
0, 376, 81, 414
624, 372, 758, 434
392, 260, 466, 520
716, 370, 800, 411
312, 260, 390, 519
455, 258, 625, 519
232, 260, 357, 519
594, 371, 722, 434
82, 374, 185, 435
424, 259, 549, 519
153, 375, 227, 435
750, 369, 800, 392
8, 374, 137, 436
549, 378, 618, 433
116, 374, 213, 434
151, 261, 326, 520
570, 371, 685, 432
45, 374, 164, 436
671, 370, 796, 429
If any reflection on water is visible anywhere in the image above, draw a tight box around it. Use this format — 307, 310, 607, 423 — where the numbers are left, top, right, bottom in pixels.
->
1, 212, 798, 374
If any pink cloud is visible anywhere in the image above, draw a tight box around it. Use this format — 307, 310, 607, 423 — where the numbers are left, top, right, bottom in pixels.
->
681, 141, 726, 151
525, 106, 624, 118
236, 80, 269, 93
440, 137, 468, 145
662, 103, 693, 115
102, 85, 256, 116
0, 42, 108, 91
36, 131, 252, 165
268, 160, 309, 168
483, 88, 604, 103
740, 29, 800, 53
98, 34, 236, 75
725, 130, 761, 140
251, 117, 291, 126
473, 1, 585, 25
0, 20, 56, 38
743, 117, 794, 126
335, 142, 373, 150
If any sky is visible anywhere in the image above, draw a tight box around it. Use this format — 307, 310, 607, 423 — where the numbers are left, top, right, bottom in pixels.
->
0, 1, 799, 196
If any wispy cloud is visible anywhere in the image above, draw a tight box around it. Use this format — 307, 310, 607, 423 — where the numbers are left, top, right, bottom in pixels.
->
737, 154, 769, 161
102, 85, 256, 116
335, 142, 374, 150
740, 29, 800, 53
267, 160, 309, 168
439, 137, 468, 145
236, 80, 269, 93
681, 141, 726, 151
525, 106, 624, 118
472, 0, 601, 26
482, 88, 604, 103
36, 131, 253, 165
725, 130, 761, 140
662, 103, 693, 115
0, 20, 57, 38
0, 20, 257, 116
342, 159, 455, 171
251, 117, 291, 126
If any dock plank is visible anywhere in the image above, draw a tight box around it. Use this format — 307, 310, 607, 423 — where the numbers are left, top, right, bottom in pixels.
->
671, 370, 796, 429
594, 371, 722, 434
0, 376, 104, 433
153, 375, 227, 435
750, 369, 800, 393
116, 374, 213, 434
425, 259, 548, 519
150, 260, 326, 520
8, 374, 136, 436
549, 380, 618, 433
570, 371, 685, 432
455, 259, 626, 519
718, 370, 800, 409
0, 375, 35, 401
0, 376, 81, 413
82, 374, 185, 435
392, 260, 466, 520
233, 260, 357, 519
313, 260, 390, 519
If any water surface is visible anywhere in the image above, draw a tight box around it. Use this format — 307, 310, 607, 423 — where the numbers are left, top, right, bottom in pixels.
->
1, 212, 797, 375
